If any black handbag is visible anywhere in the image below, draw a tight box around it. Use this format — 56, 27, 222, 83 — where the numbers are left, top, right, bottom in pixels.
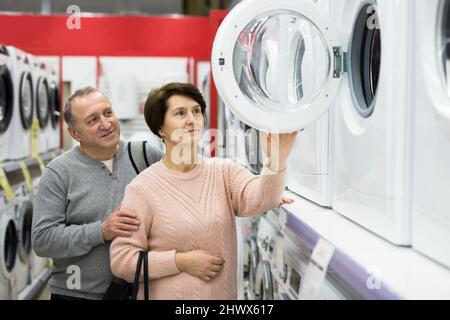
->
103, 251, 149, 300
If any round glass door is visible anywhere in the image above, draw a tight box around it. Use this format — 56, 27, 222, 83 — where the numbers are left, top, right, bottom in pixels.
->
18, 201, 33, 263
349, 3, 381, 117
440, 0, 450, 98
50, 82, 60, 129
36, 77, 50, 129
19, 72, 34, 130
212, 0, 341, 132
0, 215, 18, 278
0, 63, 13, 134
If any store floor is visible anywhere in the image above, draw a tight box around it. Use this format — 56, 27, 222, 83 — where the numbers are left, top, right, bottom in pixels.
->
37, 284, 51, 300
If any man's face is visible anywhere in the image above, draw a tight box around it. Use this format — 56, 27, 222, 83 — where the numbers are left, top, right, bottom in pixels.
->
68, 92, 120, 152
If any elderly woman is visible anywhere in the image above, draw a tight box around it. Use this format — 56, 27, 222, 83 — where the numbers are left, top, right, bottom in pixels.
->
110, 82, 297, 299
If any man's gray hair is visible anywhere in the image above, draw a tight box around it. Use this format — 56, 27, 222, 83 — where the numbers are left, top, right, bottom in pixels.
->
63, 86, 108, 127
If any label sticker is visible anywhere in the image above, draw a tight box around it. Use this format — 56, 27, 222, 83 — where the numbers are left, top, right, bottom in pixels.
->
19, 161, 32, 191
0, 168, 14, 201
35, 155, 45, 174
31, 119, 40, 157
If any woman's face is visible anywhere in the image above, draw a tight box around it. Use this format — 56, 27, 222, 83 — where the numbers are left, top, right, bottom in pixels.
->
160, 94, 205, 148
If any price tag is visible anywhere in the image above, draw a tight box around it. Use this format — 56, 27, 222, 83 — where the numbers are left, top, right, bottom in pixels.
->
19, 161, 32, 191
299, 237, 335, 300
35, 155, 45, 174
0, 168, 14, 201
30, 119, 40, 157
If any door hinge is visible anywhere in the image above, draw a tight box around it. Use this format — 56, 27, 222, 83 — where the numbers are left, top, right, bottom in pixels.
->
333, 47, 348, 78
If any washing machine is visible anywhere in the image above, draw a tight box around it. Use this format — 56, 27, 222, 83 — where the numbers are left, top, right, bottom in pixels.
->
47, 65, 61, 151
29, 175, 49, 280
224, 105, 246, 164
0, 197, 19, 300
0, 45, 15, 163
258, 209, 289, 300
32, 56, 51, 154
287, 0, 334, 208
253, 215, 280, 300
11, 181, 32, 294
280, 225, 361, 300
277, 227, 312, 300
412, 0, 450, 268
7, 46, 34, 160
331, 0, 415, 245
241, 216, 260, 300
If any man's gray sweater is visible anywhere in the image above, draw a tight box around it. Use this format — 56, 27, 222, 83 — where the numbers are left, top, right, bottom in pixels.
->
32, 140, 163, 300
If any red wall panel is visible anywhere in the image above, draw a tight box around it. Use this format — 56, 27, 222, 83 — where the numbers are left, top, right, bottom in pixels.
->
0, 14, 211, 59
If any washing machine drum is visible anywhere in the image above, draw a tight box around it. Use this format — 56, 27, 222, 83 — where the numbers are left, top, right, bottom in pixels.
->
17, 201, 33, 262
0, 63, 14, 134
19, 72, 34, 130
0, 214, 18, 278
49, 82, 60, 129
36, 77, 50, 129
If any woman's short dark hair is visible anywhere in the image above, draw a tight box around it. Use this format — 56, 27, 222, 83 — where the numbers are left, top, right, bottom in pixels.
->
144, 82, 207, 138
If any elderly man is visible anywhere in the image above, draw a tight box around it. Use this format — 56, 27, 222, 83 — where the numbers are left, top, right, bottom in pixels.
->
32, 86, 163, 300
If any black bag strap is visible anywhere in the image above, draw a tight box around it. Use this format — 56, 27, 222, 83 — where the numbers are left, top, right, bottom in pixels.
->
131, 251, 149, 300
127, 141, 150, 175
143, 252, 149, 300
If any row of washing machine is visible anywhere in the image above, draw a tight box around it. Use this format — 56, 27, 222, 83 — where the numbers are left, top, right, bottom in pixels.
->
213, 0, 450, 271
238, 210, 361, 300
0, 44, 61, 163
0, 170, 49, 300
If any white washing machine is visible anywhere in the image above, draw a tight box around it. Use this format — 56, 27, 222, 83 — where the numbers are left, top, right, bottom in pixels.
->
11, 182, 32, 294
0, 197, 19, 300
32, 56, 51, 154
280, 226, 361, 300
212, 0, 343, 202
241, 216, 260, 300
29, 174, 49, 280
224, 105, 244, 163
278, 227, 312, 300
47, 65, 61, 151
331, 0, 414, 245
287, 0, 334, 207
253, 215, 279, 300
412, 0, 450, 268
7, 46, 34, 160
0, 45, 15, 163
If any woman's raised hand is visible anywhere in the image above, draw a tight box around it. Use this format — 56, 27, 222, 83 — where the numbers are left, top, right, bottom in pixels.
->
260, 131, 299, 172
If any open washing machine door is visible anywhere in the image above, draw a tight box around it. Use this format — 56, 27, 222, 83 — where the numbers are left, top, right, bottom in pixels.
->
212, 0, 342, 132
